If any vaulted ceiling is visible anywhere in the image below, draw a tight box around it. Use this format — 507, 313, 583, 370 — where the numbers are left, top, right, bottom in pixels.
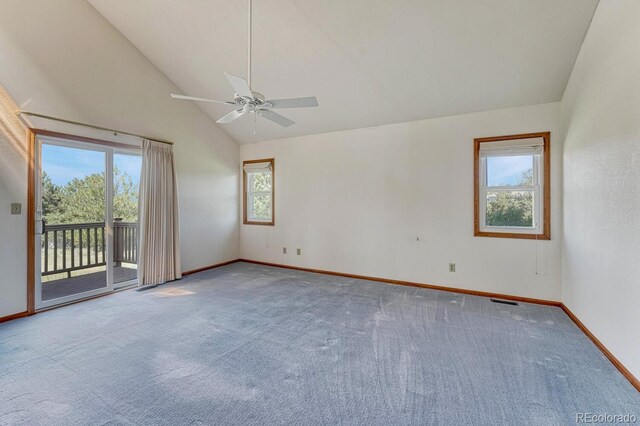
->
88, 0, 598, 144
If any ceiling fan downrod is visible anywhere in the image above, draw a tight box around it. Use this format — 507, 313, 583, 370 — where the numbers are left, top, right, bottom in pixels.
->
248, 0, 252, 90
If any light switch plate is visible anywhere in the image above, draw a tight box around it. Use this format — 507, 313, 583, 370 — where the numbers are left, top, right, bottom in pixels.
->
11, 203, 21, 215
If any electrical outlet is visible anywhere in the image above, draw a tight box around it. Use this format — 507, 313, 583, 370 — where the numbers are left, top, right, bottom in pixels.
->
297, 248, 301, 255
10, 203, 21, 215
449, 263, 456, 272
283, 247, 287, 254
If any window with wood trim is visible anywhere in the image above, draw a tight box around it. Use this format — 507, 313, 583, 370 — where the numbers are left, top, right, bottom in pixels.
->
243, 158, 274, 225
474, 132, 550, 240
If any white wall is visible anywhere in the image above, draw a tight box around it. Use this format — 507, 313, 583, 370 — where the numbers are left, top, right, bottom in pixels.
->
0, 0, 239, 317
561, 1, 640, 380
241, 102, 563, 301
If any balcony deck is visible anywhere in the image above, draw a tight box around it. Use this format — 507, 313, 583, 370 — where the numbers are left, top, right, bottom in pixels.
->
42, 266, 137, 301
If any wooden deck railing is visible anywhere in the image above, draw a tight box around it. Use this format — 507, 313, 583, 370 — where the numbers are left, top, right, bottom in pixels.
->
41, 220, 137, 277
113, 220, 137, 265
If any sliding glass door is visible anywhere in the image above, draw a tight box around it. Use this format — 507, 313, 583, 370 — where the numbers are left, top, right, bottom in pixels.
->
113, 152, 142, 288
35, 135, 141, 309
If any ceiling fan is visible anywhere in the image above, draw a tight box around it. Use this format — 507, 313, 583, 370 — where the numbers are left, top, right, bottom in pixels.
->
170, 0, 318, 129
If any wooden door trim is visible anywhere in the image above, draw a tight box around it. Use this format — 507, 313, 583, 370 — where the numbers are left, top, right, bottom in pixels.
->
27, 130, 36, 314
26, 128, 141, 315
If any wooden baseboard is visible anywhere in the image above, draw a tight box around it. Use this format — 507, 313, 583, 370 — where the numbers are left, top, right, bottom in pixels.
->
238, 259, 561, 306
561, 304, 640, 393
182, 259, 241, 276
0, 311, 29, 324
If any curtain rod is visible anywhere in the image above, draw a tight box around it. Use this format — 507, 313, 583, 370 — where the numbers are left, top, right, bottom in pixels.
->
15, 111, 174, 145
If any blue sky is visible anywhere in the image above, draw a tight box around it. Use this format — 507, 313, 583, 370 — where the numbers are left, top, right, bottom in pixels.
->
487, 155, 532, 186
42, 144, 141, 186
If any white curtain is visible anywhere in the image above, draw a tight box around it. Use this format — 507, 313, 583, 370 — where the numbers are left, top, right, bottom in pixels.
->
137, 139, 181, 287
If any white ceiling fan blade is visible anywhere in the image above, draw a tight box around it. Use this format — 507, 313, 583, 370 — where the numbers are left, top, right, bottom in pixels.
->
224, 72, 254, 99
217, 109, 245, 124
258, 110, 295, 127
170, 94, 235, 105
266, 96, 319, 109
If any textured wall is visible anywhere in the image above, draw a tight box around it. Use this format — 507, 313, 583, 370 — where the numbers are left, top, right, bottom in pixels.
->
561, 1, 640, 379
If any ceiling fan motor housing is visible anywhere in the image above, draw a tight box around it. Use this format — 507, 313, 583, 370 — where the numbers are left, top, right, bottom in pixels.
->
235, 92, 271, 113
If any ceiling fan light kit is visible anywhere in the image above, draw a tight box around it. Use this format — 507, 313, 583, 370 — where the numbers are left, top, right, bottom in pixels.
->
170, 0, 318, 130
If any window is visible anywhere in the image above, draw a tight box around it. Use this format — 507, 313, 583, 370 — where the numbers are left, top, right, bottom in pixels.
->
243, 158, 274, 225
474, 132, 550, 240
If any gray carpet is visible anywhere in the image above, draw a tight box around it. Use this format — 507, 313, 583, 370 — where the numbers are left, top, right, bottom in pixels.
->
1, 262, 638, 425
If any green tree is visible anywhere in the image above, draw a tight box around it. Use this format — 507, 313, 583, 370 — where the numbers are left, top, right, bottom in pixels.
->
250, 172, 272, 219
56, 173, 106, 224
113, 167, 139, 222
43, 167, 138, 224
41, 171, 62, 219
486, 169, 534, 227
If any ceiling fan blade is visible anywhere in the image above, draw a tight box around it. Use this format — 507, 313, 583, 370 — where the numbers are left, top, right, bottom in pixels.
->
170, 94, 235, 105
216, 109, 245, 124
258, 110, 295, 127
266, 96, 319, 109
224, 73, 254, 99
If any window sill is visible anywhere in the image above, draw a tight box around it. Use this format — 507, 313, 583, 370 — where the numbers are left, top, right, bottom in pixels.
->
243, 220, 274, 226
474, 230, 550, 240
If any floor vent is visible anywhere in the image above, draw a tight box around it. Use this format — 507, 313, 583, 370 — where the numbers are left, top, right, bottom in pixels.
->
490, 298, 519, 306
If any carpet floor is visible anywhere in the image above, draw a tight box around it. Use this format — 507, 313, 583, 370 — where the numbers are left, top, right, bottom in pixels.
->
1, 262, 638, 425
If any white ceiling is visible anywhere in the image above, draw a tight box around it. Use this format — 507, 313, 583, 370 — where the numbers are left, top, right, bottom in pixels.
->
88, 0, 598, 144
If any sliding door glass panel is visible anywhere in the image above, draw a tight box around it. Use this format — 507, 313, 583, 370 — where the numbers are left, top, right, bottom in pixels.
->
113, 152, 142, 287
40, 143, 107, 302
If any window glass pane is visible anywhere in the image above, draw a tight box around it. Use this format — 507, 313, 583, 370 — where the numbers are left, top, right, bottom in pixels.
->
250, 172, 272, 192
251, 194, 272, 220
113, 153, 142, 286
113, 153, 142, 222
486, 155, 533, 187
486, 191, 533, 227
41, 144, 106, 224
